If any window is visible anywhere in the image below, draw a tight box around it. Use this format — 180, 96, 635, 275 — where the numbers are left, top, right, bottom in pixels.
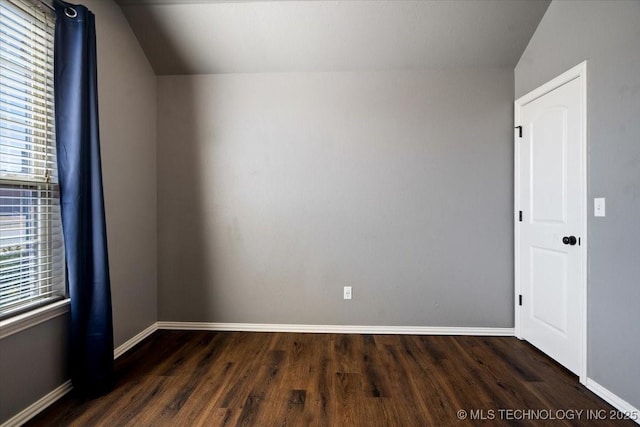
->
0, 0, 65, 318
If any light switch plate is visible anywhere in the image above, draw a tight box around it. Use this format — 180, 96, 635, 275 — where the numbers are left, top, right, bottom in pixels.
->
594, 198, 605, 217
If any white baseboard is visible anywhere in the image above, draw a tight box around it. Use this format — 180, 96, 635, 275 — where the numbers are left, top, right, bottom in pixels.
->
0, 322, 515, 427
0, 380, 72, 427
586, 378, 640, 425
2, 322, 158, 427
7, 323, 639, 427
156, 321, 515, 336
114, 323, 158, 359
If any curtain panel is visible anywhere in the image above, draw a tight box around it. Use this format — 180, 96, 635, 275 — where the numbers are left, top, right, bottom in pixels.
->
54, 0, 114, 396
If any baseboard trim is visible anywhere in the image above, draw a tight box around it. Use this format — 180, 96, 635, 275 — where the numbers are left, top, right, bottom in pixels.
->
586, 378, 640, 425
0, 380, 72, 427
2, 322, 158, 427
1, 322, 514, 426
7, 323, 638, 426
156, 321, 515, 336
114, 322, 158, 359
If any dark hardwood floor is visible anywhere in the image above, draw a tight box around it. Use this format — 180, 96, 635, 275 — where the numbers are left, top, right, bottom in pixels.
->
27, 331, 635, 426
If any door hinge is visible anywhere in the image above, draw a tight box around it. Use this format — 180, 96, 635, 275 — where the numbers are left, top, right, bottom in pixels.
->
515, 126, 523, 138
519, 211, 523, 222
519, 295, 523, 306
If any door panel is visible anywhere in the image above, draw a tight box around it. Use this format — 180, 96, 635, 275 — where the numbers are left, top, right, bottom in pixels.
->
518, 76, 583, 375
530, 246, 567, 334
531, 107, 567, 224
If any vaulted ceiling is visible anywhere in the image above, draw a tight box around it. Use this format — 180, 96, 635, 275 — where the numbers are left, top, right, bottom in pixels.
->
115, 0, 551, 75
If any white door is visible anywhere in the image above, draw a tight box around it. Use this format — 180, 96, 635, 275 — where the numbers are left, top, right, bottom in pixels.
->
515, 63, 586, 378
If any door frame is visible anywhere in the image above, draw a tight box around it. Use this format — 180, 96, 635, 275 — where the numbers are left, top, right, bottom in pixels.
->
514, 61, 588, 384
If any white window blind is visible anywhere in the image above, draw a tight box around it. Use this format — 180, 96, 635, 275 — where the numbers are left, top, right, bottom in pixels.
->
0, 0, 65, 318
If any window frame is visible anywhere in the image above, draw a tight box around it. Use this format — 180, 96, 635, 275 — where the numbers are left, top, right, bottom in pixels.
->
0, 0, 67, 324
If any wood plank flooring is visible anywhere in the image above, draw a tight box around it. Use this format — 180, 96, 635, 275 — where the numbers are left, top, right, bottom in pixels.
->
26, 331, 635, 426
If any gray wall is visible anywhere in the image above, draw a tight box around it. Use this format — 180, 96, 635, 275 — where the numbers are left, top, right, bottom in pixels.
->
515, 0, 640, 408
157, 70, 514, 327
0, 315, 69, 423
0, 0, 157, 423
91, 0, 157, 347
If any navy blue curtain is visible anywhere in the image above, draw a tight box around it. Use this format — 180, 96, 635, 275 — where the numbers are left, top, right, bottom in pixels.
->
54, 0, 114, 396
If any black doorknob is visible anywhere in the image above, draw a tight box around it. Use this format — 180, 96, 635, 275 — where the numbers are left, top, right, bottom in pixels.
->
562, 236, 577, 246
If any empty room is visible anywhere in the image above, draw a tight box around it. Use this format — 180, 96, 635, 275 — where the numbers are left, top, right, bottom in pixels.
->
0, 0, 638, 425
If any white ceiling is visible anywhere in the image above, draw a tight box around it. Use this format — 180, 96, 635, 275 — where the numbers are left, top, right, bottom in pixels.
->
115, 0, 551, 75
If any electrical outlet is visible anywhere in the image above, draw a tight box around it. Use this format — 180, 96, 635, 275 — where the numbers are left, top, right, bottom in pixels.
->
594, 198, 606, 217
343, 286, 352, 300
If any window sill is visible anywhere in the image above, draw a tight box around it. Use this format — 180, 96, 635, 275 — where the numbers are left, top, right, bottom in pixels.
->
0, 299, 70, 340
